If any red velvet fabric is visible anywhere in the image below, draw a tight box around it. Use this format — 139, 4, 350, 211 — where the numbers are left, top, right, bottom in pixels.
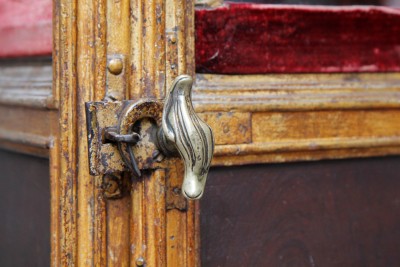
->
196, 3, 400, 73
0, 0, 52, 58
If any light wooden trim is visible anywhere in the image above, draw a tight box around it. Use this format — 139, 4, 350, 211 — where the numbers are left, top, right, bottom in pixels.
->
1, 69, 400, 166
0, 61, 56, 109
0, 60, 56, 156
214, 137, 400, 157
194, 73, 400, 166
0, 104, 56, 157
1, 69, 400, 160
193, 73, 400, 112
0, 129, 51, 149
212, 147, 400, 166
127, 0, 199, 265
51, 0, 108, 264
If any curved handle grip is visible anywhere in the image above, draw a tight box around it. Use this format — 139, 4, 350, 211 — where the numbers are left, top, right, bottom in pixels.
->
157, 75, 214, 200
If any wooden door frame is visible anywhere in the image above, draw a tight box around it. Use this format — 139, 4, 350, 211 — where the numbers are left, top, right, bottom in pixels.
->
52, 0, 199, 266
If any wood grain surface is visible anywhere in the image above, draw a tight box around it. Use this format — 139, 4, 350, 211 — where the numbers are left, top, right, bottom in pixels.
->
51, 0, 199, 265
201, 157, 400, 266
195, 74, 400, 166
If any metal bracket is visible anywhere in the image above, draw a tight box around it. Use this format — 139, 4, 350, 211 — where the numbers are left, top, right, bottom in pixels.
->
85, 99, 164, 176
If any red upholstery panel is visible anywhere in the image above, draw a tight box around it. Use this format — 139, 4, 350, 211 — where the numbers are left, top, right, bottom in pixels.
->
196, 3, 400, 73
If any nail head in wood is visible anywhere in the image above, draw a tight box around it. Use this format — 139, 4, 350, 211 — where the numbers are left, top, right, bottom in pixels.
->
107, 58, 123, 75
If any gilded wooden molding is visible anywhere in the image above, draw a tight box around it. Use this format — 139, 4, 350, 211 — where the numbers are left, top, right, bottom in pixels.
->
51, 0, 198, 266
0, 62, 55, 109
1, 68, 400, 166
194, 73, 400, 165
0, 104, 56, 157
2, 70, 400, 165
193, 73, 400, 112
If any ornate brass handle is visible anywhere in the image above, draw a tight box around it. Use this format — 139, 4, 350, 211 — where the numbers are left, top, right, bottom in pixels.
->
85, 75, 213, 200
156, 75, 214, 200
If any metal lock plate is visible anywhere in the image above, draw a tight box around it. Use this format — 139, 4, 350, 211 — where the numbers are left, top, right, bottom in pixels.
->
85, 99, 165, 175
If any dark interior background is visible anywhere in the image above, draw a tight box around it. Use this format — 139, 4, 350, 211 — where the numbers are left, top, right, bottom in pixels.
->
0, 149, 50, 267
201, 157, 400, 267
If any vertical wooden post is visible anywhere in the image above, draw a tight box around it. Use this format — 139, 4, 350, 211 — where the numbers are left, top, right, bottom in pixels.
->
53, 0, 108, 265
52, 0, 198, 265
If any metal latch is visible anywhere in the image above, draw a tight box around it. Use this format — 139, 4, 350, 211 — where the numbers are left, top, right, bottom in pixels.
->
86, 75, 214, 200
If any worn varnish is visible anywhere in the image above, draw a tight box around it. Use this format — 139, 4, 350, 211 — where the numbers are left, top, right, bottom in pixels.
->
1, 0, 400, 266
192, 74, 400, 166
52, 0, 198, 265
0, 59, 56, 157
201, 157, 400, 266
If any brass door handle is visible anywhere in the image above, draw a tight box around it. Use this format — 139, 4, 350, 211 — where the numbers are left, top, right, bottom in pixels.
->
85, 75, 213, 200
156, 75, 214, 200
